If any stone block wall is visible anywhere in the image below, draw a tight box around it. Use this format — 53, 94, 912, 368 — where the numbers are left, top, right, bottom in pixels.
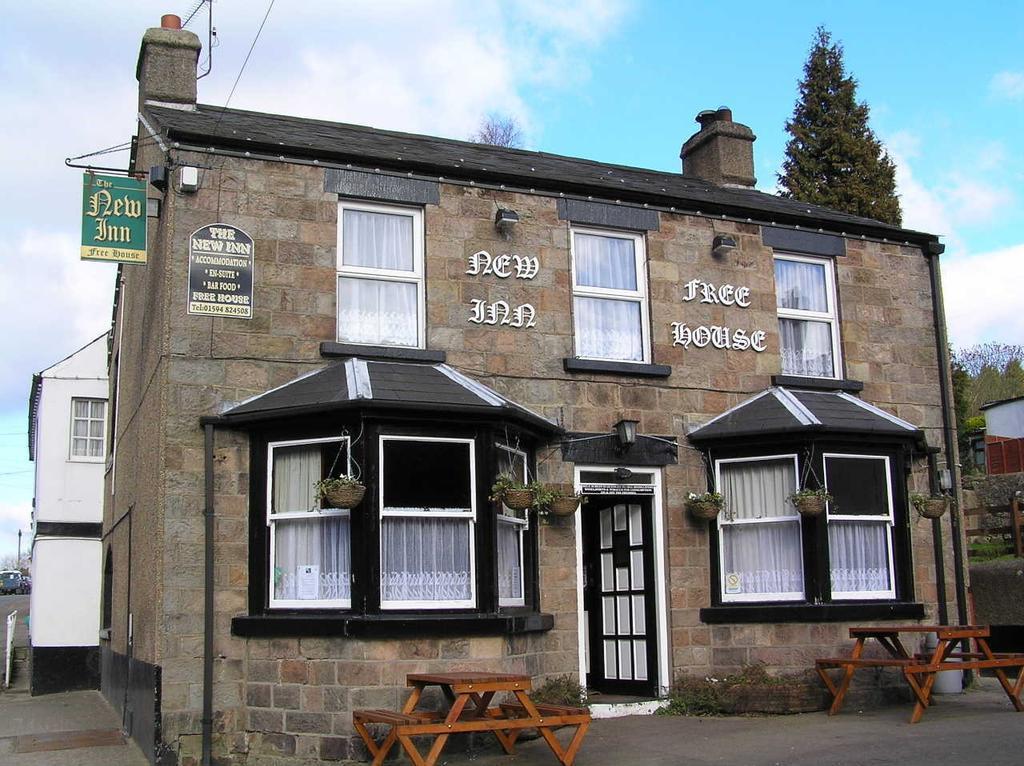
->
107, 147, 959, 762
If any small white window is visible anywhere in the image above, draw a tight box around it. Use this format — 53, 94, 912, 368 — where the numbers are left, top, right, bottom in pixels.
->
70, 398, 106, 461
716, 455, 804, 603
496, 444, 528, 607
824, 454, 896, 600
337, 202, 424, 348
774, 254, 840, 378
268, 437, 352, 609
379, 436, 476, 610
571, 228, 650, 363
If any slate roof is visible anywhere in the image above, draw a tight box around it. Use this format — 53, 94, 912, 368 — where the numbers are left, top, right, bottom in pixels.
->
687, 387, 922, 443
146, 104, 937, 243
219, 358, 560, 435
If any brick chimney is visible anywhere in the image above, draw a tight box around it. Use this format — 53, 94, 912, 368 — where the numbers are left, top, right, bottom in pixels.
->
136, 14, 202, 112
680, 107, 757, 188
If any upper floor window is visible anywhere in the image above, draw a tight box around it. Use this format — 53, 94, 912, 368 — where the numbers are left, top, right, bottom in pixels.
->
337, 202, 424, 348
774, 254, 840, 378
70, 398, 106, 461
571, 228, 649, 363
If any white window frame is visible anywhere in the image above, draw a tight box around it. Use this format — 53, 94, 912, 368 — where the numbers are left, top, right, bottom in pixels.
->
570, 226, 650, 364
267, 435, 352, 610
774, 252, 842, 379
336, 200, 425, 349
69, 397, 107, 463
823, 453, 897, 600
496, 443, 528, 607
379, 435, 477, 610
715, 454, 804, 603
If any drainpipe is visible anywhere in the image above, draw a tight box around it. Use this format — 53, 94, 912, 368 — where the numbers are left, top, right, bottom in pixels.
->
202, 423, 215, 766
925, 243, 969, 633
926, 449, 949, 625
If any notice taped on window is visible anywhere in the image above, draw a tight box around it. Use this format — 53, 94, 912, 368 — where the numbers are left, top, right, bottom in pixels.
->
187, 223, 254, 318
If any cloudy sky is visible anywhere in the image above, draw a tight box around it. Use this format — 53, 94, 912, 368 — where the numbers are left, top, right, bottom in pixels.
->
0, 0, 1022, 560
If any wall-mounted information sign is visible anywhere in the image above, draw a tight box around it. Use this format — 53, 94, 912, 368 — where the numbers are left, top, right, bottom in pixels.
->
80, 173, 148, 263
187, 224, 254, 318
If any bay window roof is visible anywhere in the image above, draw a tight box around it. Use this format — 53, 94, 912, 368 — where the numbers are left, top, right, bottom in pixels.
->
215, 358, 561, 436
687, 387, 923, 443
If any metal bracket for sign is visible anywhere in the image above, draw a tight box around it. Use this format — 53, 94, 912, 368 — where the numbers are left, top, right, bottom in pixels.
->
580, 483, 656, 496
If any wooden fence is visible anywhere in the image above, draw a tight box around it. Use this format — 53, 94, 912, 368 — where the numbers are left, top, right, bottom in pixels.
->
964, 496, 1024, 558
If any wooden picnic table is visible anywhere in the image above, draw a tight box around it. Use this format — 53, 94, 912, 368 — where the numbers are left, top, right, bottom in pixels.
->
353, 671, 591, 766
816, 624, 1024, 723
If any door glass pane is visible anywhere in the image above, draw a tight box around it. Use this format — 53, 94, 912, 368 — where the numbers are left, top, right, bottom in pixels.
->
575, 233, 637, 290
602, 597, 616, 634
631, 595, 646, 635
616, 595, 631, 635
628, 504, 642, 545
342, 209, 414, 271
775, 259, 827, 311
616, 566, 629, 591
601, 553, 614, 591
630, 550, 645, 589
600, 509, 612, 548
618, 641, 633, 680
634, 639, 648, 680
604, 640, 617, 679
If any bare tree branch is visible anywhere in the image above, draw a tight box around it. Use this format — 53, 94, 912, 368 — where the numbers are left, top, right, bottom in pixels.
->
470, 114, 523, 148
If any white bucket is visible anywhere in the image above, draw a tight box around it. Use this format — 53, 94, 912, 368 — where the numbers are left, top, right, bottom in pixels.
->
922, 633, 963, 695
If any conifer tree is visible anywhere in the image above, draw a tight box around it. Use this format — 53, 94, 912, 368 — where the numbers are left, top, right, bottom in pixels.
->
779, 27, 902, 225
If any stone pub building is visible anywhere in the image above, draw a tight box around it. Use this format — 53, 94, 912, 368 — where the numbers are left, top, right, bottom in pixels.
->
102, 16, 965, 765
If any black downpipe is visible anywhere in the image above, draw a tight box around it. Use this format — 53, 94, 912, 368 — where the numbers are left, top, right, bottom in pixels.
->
925, 245, 970, 634
202, 424, 215, 766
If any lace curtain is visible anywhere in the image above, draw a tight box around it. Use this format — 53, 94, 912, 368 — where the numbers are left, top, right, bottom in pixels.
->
829, 521, 892, 595
497, 517, 524, 602
719, 459, 803, 598
338, 208, 418, 346
381, 517, 471, 603
271, 444, 350, 601
573, 233, 643, 361
779, 319, 834, 377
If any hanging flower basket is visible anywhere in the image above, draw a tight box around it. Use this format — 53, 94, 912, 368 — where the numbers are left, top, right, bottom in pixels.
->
686, 492, 723, 521
911, 494, 948, 519
548, 495, 583, 517
502, 488, 535, 511
790, 489, 832, 518
316, 477, 366, 509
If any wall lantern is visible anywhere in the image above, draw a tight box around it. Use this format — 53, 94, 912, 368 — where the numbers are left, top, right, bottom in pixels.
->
495, 208, 520, 237
614, 419, 639, 448
712, 234, 737, 258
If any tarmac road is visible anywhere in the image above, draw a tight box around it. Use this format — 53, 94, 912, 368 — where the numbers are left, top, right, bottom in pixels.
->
1, 594, 31, 648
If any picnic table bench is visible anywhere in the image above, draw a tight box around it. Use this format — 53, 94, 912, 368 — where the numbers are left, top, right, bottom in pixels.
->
815, 624, 1024, 723
353, 672, 591, 766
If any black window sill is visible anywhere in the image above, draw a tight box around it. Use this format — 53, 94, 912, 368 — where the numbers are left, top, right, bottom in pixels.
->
320, 342, 446, 363
771, 374, 864, 392
700, 602, 925, 624
563, 358, 671, 378
231, 611, 554, 638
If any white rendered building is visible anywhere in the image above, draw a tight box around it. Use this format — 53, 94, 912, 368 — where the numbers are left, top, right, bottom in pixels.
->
27, 333, 108, 694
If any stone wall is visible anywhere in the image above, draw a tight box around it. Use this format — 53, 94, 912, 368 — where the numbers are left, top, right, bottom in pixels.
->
110, 149, 958, 763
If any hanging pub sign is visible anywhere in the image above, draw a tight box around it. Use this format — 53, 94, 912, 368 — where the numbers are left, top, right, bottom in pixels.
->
80, 173, 148, 263
187, 224, 254, 318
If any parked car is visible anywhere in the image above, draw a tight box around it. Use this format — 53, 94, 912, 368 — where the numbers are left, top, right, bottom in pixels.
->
0, 570, 27, 595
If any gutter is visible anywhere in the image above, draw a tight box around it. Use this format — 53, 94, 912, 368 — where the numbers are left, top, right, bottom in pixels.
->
924, 242, 970, 634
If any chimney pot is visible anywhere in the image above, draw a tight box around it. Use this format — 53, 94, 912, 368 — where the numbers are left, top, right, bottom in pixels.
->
680, 106, 756, 188
161, 14, 183, 30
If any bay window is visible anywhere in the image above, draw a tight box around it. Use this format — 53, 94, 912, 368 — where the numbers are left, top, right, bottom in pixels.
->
824, 454, 896, 599
379, 436, 476, 609
496, 444, 528, 606
774, 254, 840, 378
571, 228, 649, 363
337, 202, 424, 348
716, 456, 803, 603
268, 437, 352, 608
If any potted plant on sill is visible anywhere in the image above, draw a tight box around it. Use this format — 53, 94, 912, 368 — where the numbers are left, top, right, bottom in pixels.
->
315, 475, 366, 509
789, 488, 833, 518
490, 475, 534, 511
910, 492, 949, 519
686, 491, 724, 521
